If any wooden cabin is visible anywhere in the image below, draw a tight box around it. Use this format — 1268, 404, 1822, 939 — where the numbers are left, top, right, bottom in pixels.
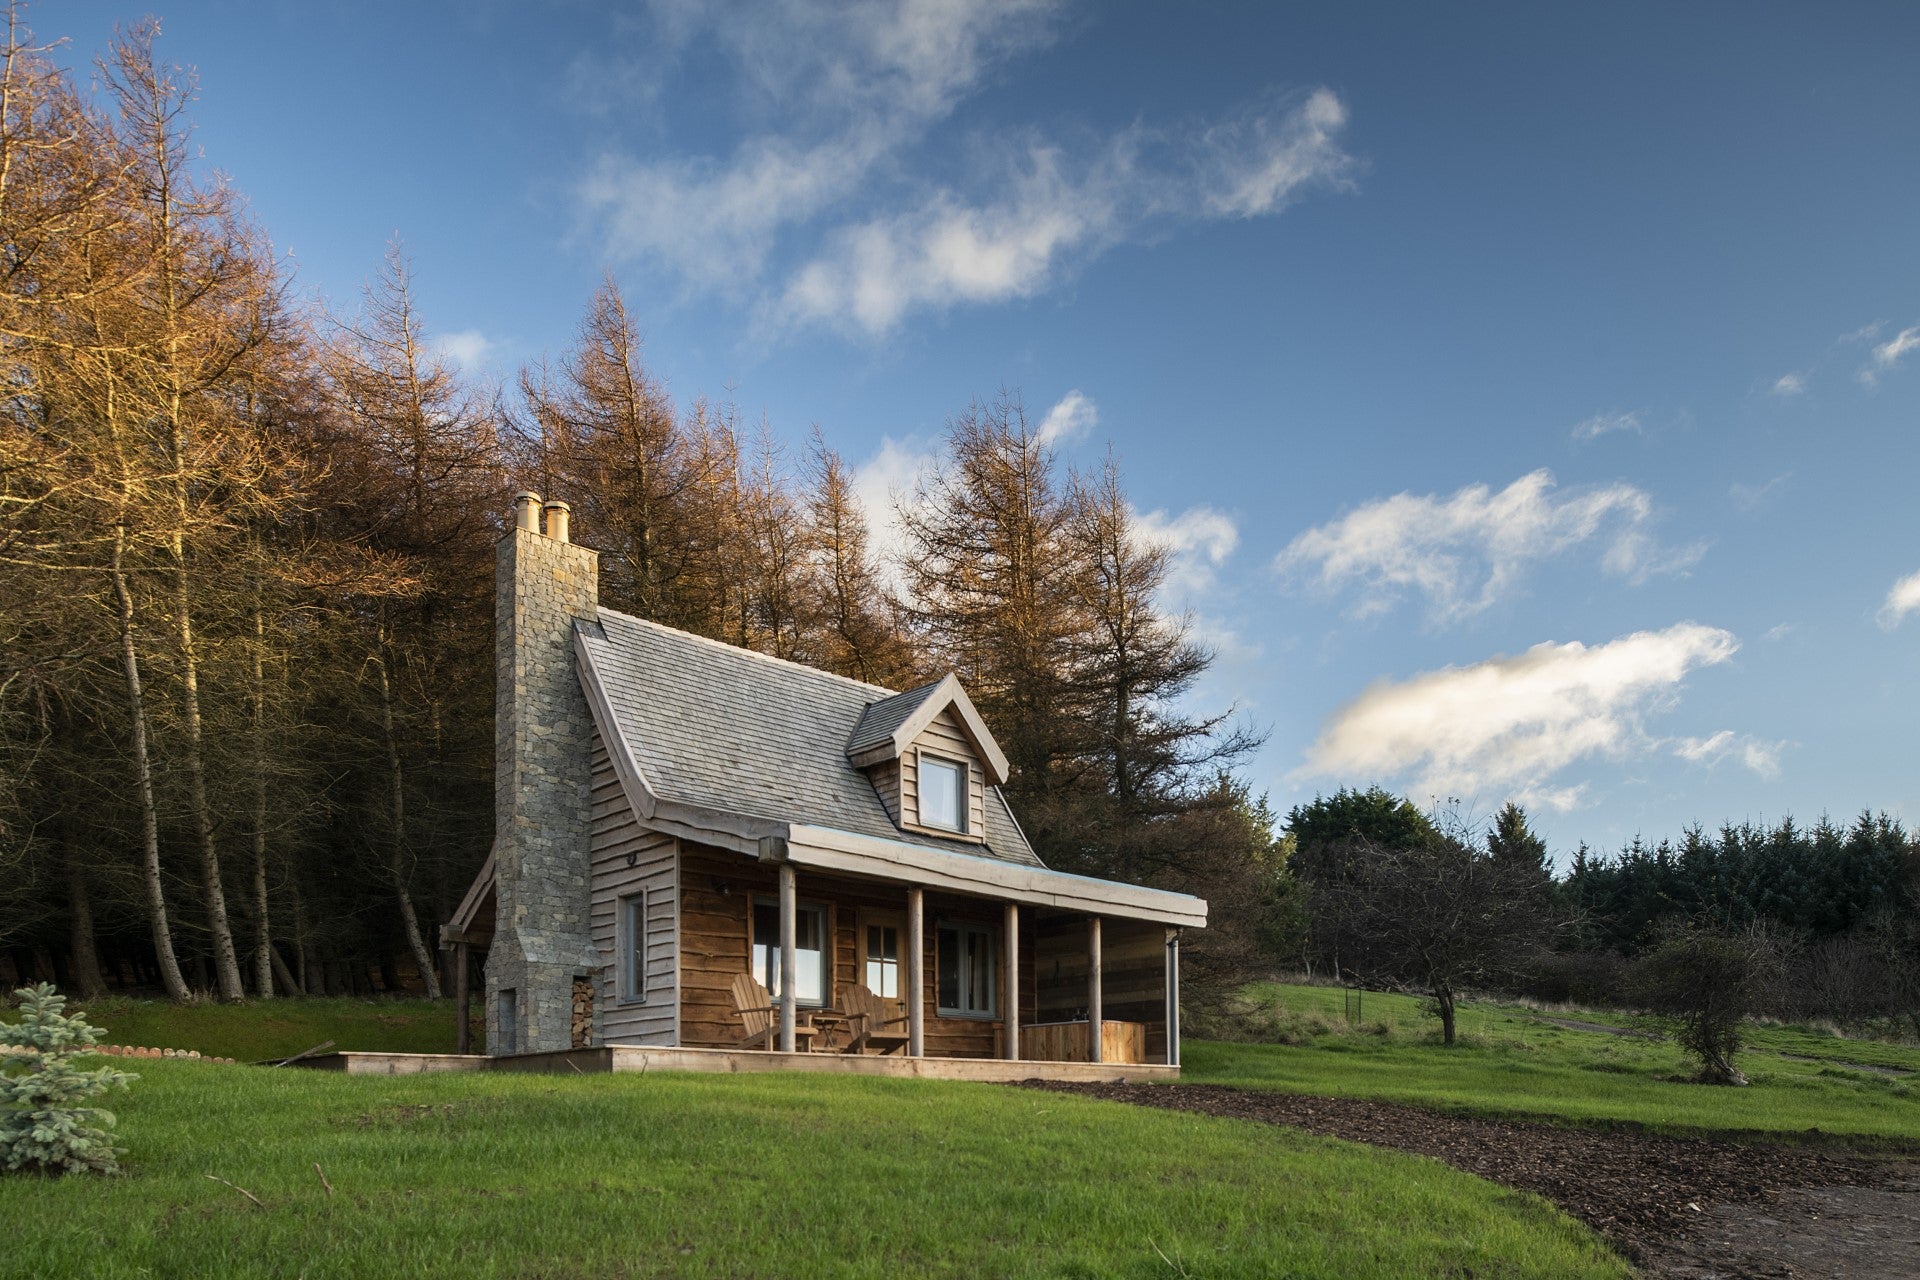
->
443, 492, 1205, 1073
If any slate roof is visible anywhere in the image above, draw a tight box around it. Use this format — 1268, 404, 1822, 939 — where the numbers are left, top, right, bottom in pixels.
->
846, 680, 943, 756
579, 608, 1044, 867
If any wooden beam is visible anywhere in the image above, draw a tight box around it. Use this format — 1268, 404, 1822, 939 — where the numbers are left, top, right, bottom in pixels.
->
452, 942, 471, 1056
1003, 902, 1019, 1061
1088, 915, 1103, 1065
907, 886, 925, 1058
1165, 927, 1180, 1068
778, 863, 797, 1053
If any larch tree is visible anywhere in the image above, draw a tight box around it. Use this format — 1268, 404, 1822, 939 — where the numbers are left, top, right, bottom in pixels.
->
801, 430, 914, 687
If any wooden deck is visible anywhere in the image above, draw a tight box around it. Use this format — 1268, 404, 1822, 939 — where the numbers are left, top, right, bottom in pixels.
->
290, 1046, 1178, 1082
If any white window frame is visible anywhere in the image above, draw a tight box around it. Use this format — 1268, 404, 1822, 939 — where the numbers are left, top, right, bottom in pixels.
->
859, 912, 905, 999
750, 897, 831, 1008
619, 891, 647, 1004
917, 751, 968, 834
936, 920, 997, 1019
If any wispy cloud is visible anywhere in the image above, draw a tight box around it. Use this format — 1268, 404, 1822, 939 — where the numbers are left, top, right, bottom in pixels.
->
1035, 389, 1098, 446
1729, 473, 1789, 513
1861, 325, 1920, 386
775, 92, 1353, 334
1275, 469, 1705, 625
432, 329, 501, 371
1770, 372, 1805, 397
1670, 729, 1785, 779
1301, 623, 1745, 812
573, 1, 1353, 336
1878, 569, 1920, 630
1570, 410, 1642, 442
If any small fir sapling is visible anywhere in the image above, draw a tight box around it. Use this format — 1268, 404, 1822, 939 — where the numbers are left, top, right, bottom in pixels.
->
0, 984, 136, 1175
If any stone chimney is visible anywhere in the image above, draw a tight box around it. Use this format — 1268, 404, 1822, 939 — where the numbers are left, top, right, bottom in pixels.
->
487, 491, 601, 1054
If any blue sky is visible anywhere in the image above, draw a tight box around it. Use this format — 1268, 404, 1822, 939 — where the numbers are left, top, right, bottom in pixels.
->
75, 1, 1920, 862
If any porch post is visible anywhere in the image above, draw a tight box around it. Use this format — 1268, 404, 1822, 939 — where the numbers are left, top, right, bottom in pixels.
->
1003, 903, 1019, 1061
906, 886, 925, 1058
452, 941, 471, 1055
1087, 914, 1104, 1064
778, 863, 798, 1053
1165, 926, 1181, 1068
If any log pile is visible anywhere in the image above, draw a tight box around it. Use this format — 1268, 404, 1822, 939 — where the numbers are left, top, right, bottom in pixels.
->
571, 977, 594, 1048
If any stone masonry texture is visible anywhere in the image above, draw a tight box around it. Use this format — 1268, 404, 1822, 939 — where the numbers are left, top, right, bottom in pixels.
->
486, 524, 602, 1055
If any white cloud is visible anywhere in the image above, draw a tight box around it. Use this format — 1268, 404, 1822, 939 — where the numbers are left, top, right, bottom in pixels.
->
1863, 326, 1920, 385
1276, 469, 1702, 625
1132, 503, 1239, 603
1764, 623, 1793, 642
1877, 569, 1920, 630
1035, 389, 1097, 446
1670, 729, 1785, 778
1770, 372, 1805, 397
1570, 411, 1642, 442
849, 434, 941, 583
776, 92, 1353, 334
1302, 623, 1744, 809
575, 2, 1352, 336
432, 329, 500, 371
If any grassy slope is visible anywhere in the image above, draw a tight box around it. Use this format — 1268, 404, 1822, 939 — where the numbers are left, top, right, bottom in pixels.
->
26, 996, 465, 1062
1186, 983, 1920, 1140
0, 1062, 1626, 1280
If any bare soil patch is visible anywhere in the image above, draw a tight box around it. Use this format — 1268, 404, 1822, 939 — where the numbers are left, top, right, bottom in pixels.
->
1026, 1080, 1918, 1276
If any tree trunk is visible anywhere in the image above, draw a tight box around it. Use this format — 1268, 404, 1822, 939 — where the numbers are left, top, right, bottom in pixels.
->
63, 838, 108, 1000
1434, 985, 1457, 1045
374, 645, 441, 997
268, 941, 299, 998
247, 581, 275, 998
171, 536, 245, 1001
111, 525, 191, 1003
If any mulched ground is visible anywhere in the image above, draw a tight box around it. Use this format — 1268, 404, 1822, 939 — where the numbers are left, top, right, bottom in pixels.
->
1025, 1080, 1918, 1274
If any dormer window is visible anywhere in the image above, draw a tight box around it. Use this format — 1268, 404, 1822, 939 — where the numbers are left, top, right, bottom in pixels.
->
919, 754, 966, 833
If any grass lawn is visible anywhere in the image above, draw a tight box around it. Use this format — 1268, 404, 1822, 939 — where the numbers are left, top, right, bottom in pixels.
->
1185, 983, 1920, 1142
0, 1060, 1628, 1280
6, 995, 466, 1062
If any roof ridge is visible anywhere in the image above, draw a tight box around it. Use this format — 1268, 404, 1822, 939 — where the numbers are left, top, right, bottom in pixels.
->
592, 605, 901, 700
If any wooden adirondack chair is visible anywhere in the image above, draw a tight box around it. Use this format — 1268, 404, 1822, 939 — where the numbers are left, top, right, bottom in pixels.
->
729, 972, 820, 1051
839, 982, 910, 1055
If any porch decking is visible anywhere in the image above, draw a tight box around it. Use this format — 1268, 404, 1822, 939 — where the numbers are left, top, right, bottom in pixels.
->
289, 1046, 1179, 1082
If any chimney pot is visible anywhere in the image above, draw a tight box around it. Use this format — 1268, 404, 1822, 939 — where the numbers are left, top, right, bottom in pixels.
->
543, 500, 572, 544
513, 491, 542, 532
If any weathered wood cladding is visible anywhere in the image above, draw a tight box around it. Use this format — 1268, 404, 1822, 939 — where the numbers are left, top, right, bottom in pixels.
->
677, 844, 1039, 1058
869, 761, 901, 826
1035, 914, 1168, 1062
899, 708, 987, 840
587, 732, 677, 1046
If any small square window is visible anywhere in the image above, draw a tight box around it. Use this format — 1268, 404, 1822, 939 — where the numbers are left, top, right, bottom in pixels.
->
920, 755, 965, 832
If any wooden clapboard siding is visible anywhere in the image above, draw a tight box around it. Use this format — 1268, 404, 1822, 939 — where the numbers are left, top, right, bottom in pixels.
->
587, 732, 677, 1046
870, 761, 902, 825
899, 708, 987, 841
676, 844, 1031, 1057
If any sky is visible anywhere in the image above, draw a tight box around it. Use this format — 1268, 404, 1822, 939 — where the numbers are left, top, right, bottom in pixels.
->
60, 1, 1920, 864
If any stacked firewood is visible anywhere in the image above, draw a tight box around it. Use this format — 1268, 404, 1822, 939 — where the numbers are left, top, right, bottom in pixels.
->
571, 977, 593, 1048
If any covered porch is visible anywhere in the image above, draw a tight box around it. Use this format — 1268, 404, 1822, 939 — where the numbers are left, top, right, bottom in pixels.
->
677, 836, 1191, 1068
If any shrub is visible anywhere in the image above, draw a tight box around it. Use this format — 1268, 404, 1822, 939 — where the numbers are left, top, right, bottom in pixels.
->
1625, 924, 1783, 1086
1, 984, 136, 1175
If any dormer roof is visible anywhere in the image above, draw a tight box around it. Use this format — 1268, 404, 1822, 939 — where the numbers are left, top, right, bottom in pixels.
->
845, 672, 1011, 785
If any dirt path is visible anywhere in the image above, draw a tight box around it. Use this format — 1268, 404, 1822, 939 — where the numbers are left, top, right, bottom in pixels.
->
1026, 1081, 1918, 1276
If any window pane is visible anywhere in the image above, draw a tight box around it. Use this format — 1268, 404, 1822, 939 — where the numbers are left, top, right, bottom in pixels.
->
921, 757, 963, 831
624, 895, 646, 1001
966, 927, 994, 1013
752, 901, 827, 1005
937, 926, 960, 1009
866, 924, 899, 997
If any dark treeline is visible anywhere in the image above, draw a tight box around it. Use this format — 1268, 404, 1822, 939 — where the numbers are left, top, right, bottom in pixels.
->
0, 11, 1280, 1003
1285, 788, 1920, 1039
